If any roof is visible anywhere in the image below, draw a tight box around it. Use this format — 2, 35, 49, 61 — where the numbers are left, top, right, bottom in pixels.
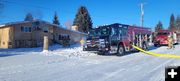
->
0, 21, 31, 27
97, 23, 151, 30
0, 20, 87, 35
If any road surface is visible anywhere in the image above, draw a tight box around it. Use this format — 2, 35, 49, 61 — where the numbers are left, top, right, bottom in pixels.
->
0, 44, 180, 81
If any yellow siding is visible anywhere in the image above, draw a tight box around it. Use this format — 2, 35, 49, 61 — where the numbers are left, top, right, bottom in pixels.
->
0, 27, 10, 48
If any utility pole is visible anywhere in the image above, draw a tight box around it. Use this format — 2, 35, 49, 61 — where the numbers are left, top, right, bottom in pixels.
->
140, 3, 144, 27
139, 3, 145, 48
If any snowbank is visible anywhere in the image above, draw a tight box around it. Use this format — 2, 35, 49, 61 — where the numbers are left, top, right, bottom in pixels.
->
44, 45, 97, 58
0, 44, 97, 58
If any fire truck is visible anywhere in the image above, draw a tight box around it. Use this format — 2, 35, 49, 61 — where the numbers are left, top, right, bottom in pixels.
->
83, 23, 152, 55
154, 30, 178, 47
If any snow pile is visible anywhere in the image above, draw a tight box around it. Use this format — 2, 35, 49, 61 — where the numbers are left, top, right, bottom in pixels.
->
32, 44, 98, 58
0, 44, 97, 58
45, 46, 97, 57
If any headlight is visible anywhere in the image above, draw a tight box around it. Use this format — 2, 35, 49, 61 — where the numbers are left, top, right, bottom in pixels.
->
99, 39, 104, 41
86, 40, 90, 43
86, 40, 91, 44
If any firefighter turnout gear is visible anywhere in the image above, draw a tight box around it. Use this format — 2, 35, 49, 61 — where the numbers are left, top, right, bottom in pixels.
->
168, 35, 173, 49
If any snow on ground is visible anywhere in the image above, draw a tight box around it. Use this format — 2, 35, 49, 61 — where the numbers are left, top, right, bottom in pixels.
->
0, 44, 180, 81
46, 45, 97, 57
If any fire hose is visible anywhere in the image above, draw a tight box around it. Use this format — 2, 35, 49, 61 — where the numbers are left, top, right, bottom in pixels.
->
132, 45, 180, 59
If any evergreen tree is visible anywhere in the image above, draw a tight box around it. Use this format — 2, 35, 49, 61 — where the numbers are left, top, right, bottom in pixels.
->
24, 13, 33, 21
168, 14, 176, 31
176, 15, 180, 31
53, 12, 60, 25
73, 6, 93, 33
155, 21, 163, 32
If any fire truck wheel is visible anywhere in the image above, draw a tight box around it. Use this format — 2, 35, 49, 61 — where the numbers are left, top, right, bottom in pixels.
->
117, 45, 125, 56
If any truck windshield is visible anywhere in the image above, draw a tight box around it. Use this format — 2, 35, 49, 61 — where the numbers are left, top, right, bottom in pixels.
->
89, 29, 100, 36
157, 32, 169, 35
100, 28, 109, 35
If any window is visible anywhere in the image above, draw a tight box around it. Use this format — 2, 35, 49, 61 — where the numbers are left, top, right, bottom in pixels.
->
43, 27, 48, 33
111, 27, 119, 35
100, 28, 109, 35
21, 26, 31, 32
119, 29, 122, 34
121, 28, 127, 36
89, 29, 100, 37
59, 34, 70, 40
157, 32, 169, 35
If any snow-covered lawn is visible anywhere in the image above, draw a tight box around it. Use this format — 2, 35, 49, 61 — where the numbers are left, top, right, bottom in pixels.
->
0, 44, 180, 81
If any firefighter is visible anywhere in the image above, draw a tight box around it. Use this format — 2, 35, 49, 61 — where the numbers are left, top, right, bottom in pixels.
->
172, 32, 176, 48
80, 38, 85, 46
134, 35, 138, 46
168, 35, 173, 49
142, 35, 148, 50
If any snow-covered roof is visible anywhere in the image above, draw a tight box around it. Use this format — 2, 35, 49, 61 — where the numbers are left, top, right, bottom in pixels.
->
0, 21, 31, 27
0, 24, 5, 27
0, 20, 87, 35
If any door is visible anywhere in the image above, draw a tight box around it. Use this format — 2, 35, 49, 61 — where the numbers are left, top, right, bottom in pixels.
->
110, 27, 120, 46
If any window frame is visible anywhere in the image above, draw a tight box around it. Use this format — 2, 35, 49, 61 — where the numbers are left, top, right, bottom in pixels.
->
43, 27, 49, 33
21, 26, 31, 32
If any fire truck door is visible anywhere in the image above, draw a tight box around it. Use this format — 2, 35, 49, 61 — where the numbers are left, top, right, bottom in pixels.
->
110, 27, 120, 46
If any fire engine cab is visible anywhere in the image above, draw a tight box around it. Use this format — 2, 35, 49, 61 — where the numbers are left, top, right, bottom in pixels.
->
83, 23, 152, 55
154, 30, 178, 47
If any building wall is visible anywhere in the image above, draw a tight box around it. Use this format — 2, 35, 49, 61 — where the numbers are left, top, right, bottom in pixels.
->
53, 27, 86, 45
0, 21, 86, 48
12, 22, 54, 48
0, 27, 11, 48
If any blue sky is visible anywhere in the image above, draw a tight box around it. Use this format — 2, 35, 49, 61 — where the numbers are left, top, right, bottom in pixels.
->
0, 0, 180, 30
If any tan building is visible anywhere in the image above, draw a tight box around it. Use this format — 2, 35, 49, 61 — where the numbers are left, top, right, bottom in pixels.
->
0, 20, 86, 48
